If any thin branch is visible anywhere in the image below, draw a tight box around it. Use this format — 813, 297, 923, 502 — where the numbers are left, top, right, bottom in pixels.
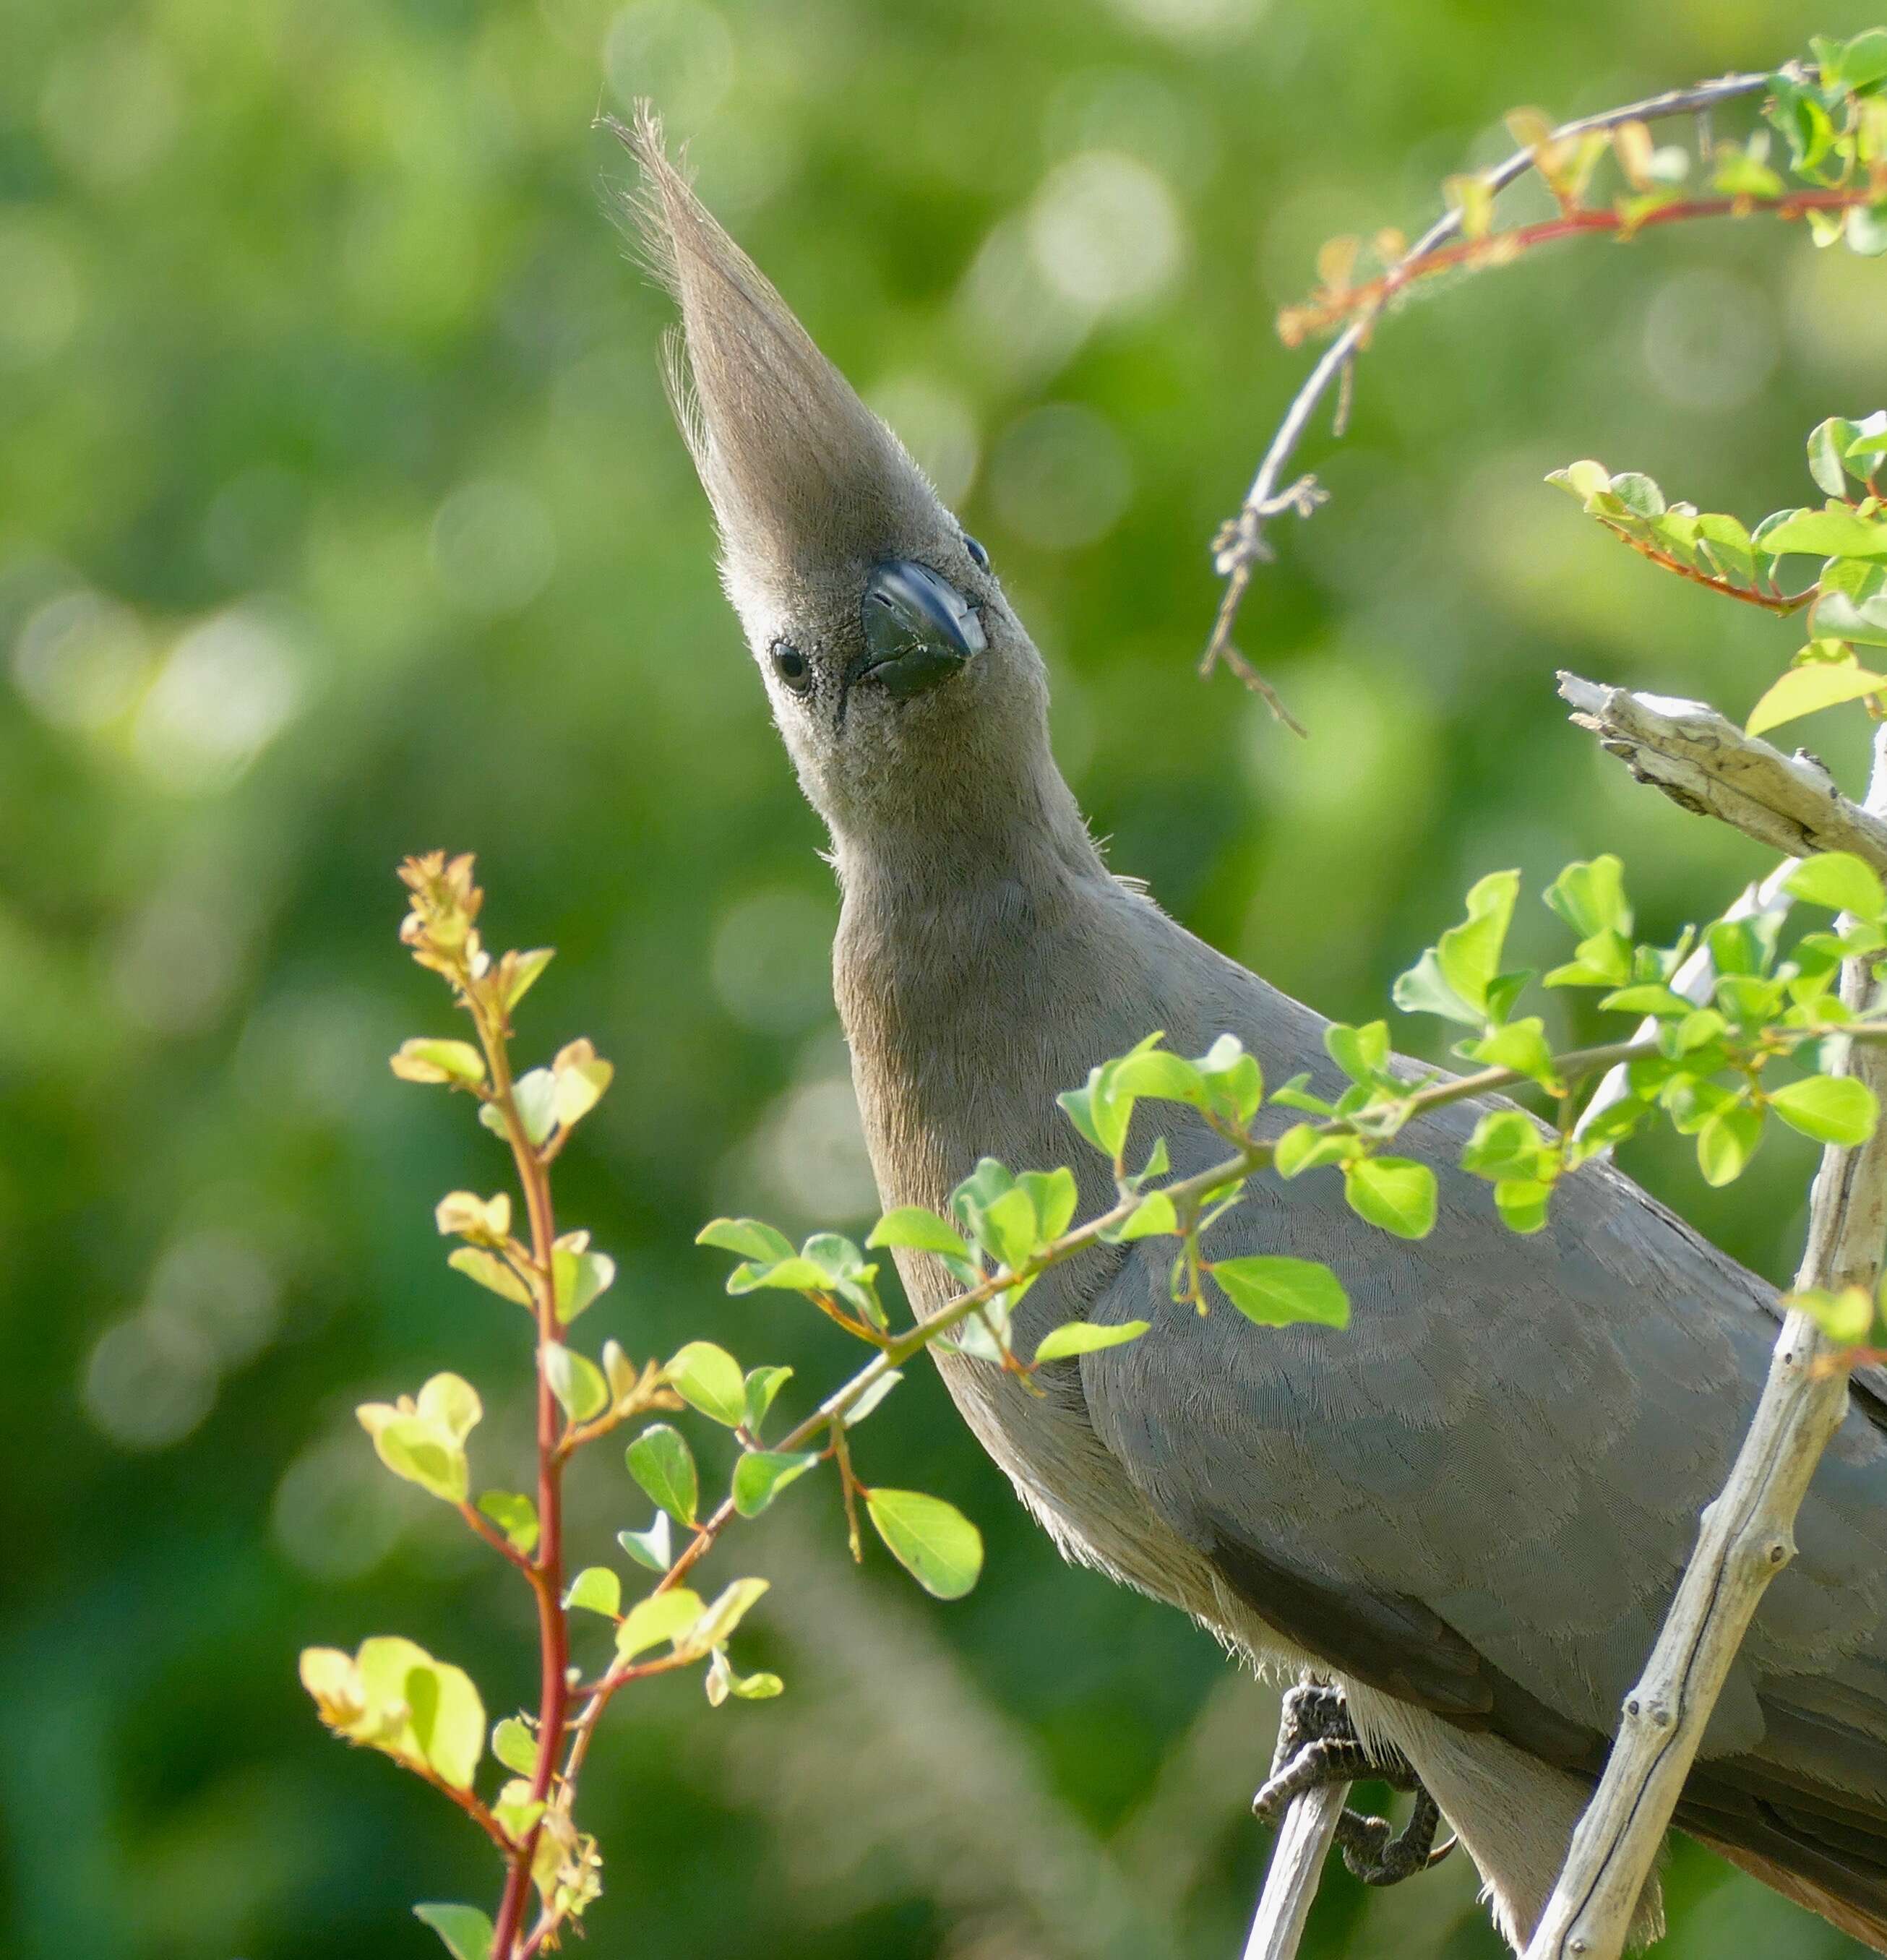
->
1240, 1783, 1348, 1960
1524, 728, 1887, 1960
1204, 66, 1787, 690
1560, 671, 1887, 872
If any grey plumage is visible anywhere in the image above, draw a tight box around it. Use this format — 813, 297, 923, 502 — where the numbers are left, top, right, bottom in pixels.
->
622, 113, 1887, 1954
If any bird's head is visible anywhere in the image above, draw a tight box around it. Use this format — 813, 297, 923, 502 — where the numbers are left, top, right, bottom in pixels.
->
618, 113, 1059, 853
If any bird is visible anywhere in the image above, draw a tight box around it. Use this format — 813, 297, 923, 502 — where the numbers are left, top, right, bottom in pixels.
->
616, 111, 1887, 1954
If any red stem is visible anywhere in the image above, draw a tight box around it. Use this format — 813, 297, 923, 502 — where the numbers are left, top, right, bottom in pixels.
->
481, 1026, 570, 1960
1282, 187, 1880, 345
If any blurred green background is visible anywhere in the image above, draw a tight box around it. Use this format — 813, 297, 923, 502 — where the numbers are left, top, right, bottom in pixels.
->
4, 0, 1886, 1954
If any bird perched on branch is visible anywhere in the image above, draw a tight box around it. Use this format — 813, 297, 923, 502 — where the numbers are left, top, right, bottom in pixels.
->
620, 111, 1887, 1954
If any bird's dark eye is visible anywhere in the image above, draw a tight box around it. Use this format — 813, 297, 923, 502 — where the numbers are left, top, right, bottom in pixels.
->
963, 533, 990, 572
770, 640, 812, 695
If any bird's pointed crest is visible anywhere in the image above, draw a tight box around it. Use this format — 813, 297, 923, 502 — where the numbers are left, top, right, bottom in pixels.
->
611, 108, 942, 589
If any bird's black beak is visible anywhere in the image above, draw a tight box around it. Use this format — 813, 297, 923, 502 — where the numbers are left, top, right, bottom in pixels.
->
853, 560, 986, 702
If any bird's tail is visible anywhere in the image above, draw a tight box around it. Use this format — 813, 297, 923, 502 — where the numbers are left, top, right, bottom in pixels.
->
1698, 1834, 1887, 1954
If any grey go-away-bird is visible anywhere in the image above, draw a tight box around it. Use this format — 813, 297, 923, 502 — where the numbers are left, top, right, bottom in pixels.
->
619, 113, 1887, 1953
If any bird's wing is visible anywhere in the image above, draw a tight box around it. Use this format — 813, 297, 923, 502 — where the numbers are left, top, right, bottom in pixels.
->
1076, 1088, 1887, 1787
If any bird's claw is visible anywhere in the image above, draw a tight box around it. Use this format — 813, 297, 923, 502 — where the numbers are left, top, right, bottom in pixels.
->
1253, 1682, 1458, 1887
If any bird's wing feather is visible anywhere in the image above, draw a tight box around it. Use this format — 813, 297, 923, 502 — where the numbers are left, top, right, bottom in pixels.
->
1077, 1087, 1887, 1787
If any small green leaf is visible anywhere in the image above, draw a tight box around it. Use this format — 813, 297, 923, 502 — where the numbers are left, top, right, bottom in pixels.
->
697, 1216, 797, 1263
1494, 1179, 1552, 1234
1109, 1046, 1209, 1108
1809, 418, 1862, 498
732, 1450, 820, 1517
705, 1649, 783, 1703
551, 1038, 614, 1128
1698, 1104, 1765, 1186
616, 1588, 704, 1661
1325, 1020, 1390, 1083
544, 1344, 609, 1422
742, 1364, 794, 1435
1768, 1073, 1880, 1145
625, 1423, 698, 1525
403, 1656, 484, 1789
666, 1341, 746, 1426
1344, 1156, 1439, 1239
447, 1247, 533, 1307
867, 1208, 972, 1258
491, 1716, 539, 1777
679, 1576, 772, 1657
864, 1489, 984, 1599
1792, 1284, 1875, 1345
417, 1372, 483, 1443
1759, 507, 1887, 560
366, 1414, 468, 1505
413, 1904, 494, 1960
1747, 663, 1887, 736
1211, 1255, 1349, 1328
618, 1511, 674, 1572
476, 1490, 539, 1555
505, 1068, 559, 1147
1437, 871, 1521, 1021
1462, 1109, 1549, 1181
841, 1369, 903, 1427
391, 1039, 487, 1087
1544, 856, 1630, 940
1034, 1319, 1151, 1362
551, 1241, 616, 1324
1463, 1017, 1560, 1090
1112, 1190, 1178, 1238
1274, 1124, 1351, 1179
502, 946, 554, 1010
564, 1566, 622, 1616
1787, 852, 1887, 924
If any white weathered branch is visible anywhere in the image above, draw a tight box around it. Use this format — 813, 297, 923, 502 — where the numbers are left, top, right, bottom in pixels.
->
1523, 727, 1887, 1960
1241, 1783, 1347, 1960
1559, 672, 1887, 873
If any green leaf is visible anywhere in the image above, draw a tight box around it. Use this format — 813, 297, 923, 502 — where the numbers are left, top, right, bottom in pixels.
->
1544, 856, 1630, 940
1344, 1156, 1439, 1239
742, 1364, 794, 1435
697, 1216, 797, 1263
502, 946, 554, 1011
1748, 663, 1887, 736
1494, 1179, 1552, 1234
1768, 1073, 1880, 1145
864, 1489, 984, 1599
731, 1449, 820, 1517
1195, 1033, 1265, 1122
413, 1904, 494, 1960
564, 1566, 622, 1616
366, 1414, 468, 1505
666, 1341, 747, 1426
679, 1577, 772, 1656
1819, 27, 1887, 92
390, 1039, 487, 1087
1698, 1104, 1765, 1186
1809, 418, 1863, 497
615, 1588, 704, 1661
1438, 871, 1520, 1021
544, 1343, 609, 1422
1463, 1017, 1560, 1090
1109, 1046, 1208, 1108
417, 1372, 482, 1443
447, 1247, 533, 1307
491, 1716, 539, 1777
1599, 982, 1693, 1018
1787, 851, 1887, 922
507, 1067, 559, 1147
841, 1369, 903, 1427
705, 1650, 784, 1704
1814, 580, 1887, 649
625, 1423, 698, 1525
1211, 1255, 1350, 1328
1273, 1123, 1351, 1179
403, 1655, 484, 1790
1695, 512, 1756, 583
1033, 1319, 1150, 1362
551, 1241, 616, 1324
867, 1207, 973, 1258
1759, 507, 1887, 560
1112, 1190, 1178, 1239
476, 1490, 538, 1556
618, 1512, 674, 1572
1462, 1109, 1549, 1181
551, 1038, 614, 1128
1324, 1020, 1390, 1083
725, 1254, 838, 1296
1792, 1284, 1875, 1345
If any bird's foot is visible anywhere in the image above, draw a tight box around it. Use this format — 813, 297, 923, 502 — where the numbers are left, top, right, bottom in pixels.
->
1252, 1681, 1457, 1887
